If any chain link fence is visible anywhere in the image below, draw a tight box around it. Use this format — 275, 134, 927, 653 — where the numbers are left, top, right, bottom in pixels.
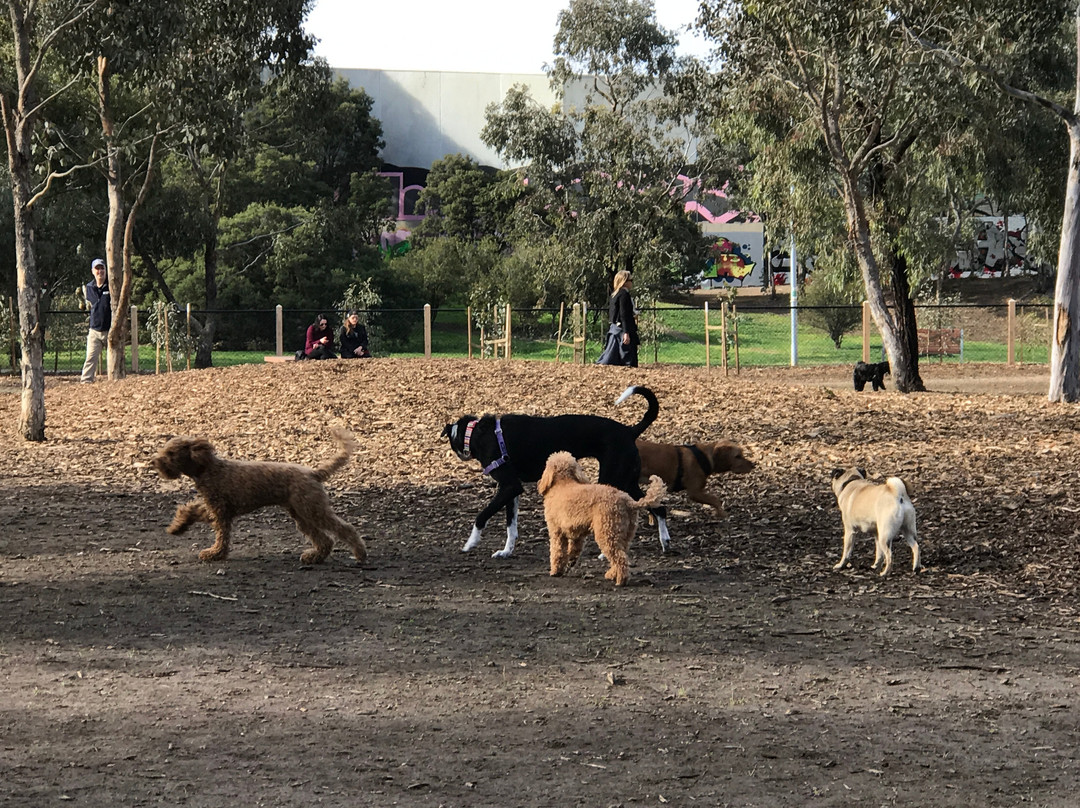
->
0, 301, 1053, 374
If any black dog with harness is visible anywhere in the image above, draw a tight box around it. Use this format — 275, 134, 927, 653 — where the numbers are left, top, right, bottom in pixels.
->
442, 385, 667, 558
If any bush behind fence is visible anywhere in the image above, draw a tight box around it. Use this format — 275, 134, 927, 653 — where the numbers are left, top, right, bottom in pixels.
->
0, 302, 1052, 374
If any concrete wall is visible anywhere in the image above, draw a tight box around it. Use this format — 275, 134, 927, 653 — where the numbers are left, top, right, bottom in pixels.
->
337, 69, 561, 170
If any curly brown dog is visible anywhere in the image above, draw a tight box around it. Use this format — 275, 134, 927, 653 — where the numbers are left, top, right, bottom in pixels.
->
152, 427, 366, 565
538, 451, 666, 586
636, 439, 754, 518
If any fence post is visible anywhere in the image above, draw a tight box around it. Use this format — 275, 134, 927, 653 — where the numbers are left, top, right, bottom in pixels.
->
1007, 298, 1016, 367
704, 302, 711, 369
275, 305, 283, 357
424, 304, 432, 359
580, 302, 587, 364
185, 304, 191, 371
505, 304, 513, 360
721, 301, 729, 376
467, 306, 473, 359
130, 306, 139, 373
732, 301, 740, 374
861, 301, 871, 363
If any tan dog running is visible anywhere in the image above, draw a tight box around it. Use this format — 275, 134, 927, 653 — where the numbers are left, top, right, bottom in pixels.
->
636, 439, 754, 518
830, 467, 921, 576
153, 427, 366, 565
538, 451, 666, 586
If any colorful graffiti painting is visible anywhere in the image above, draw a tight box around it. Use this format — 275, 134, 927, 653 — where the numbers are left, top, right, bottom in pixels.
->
704, 238, 757, 284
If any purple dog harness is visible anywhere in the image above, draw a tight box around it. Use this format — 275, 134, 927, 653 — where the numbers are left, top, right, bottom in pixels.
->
463, 417, 509, 475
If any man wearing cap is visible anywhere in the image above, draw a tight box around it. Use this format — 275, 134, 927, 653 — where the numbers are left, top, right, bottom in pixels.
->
80, 258, 110, 383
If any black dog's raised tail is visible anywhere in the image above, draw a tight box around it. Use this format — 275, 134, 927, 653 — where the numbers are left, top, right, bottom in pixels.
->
615, 385, 659, 437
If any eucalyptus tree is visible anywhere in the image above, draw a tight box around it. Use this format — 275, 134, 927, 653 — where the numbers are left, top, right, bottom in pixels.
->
233, 62, 384, 210
2, 0, 104, 440
698, 1, 989, 391
481, 0, 711, 313
162, 0, 313, 368
899, 2, 1078, 401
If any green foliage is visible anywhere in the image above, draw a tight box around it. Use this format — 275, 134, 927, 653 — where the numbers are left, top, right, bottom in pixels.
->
479, 0, 711, 313
801, 249, 865, 348
233, 65, 385, 210
415, 154, 504, 242
394, 237, 502, 313
145, 301, 197, 368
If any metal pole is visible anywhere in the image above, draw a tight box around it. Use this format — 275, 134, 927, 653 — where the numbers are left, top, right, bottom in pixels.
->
790, 232, 798, 366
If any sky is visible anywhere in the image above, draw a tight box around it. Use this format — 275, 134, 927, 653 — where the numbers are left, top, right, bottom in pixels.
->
304, 0, 712, 73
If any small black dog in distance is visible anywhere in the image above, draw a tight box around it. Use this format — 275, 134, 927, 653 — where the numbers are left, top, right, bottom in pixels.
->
853, 360, 890, 392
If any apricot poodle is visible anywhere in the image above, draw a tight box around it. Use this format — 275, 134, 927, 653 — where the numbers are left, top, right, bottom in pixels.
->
538, 451, 666, 586
152, 427, 366, 565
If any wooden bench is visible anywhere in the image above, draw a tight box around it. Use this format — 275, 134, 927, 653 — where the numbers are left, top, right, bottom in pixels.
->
263, 355, 296, 363
917, 327, 962, 357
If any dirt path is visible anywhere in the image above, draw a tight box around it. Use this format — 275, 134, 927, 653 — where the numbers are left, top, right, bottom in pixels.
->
2, 359, 1079, 807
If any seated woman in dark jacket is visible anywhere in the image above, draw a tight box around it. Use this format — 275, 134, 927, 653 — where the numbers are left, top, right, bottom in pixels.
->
339, 310, 371, 358
304, 313, 337, 359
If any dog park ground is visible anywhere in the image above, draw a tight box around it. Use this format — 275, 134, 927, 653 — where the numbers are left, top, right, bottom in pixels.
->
1, 358, 1078, 807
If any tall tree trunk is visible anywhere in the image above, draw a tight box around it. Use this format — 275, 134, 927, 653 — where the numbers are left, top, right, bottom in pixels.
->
889, 249, 926, 392
98, 55, 129, 380
11, 184, 45, 440
839, 172, 920, 389
1048, 119, 1080, 402
2, 1, 45, 441
195, 168, 226, 368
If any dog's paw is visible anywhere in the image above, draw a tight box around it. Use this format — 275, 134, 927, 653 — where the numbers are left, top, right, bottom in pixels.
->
166, 521, 188, 535
491, 549, 514, 559
198, 547, 227, 562
462, 526, 483, 552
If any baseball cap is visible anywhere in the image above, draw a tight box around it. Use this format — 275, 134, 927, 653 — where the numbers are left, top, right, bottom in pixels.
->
91, 258, 105, 269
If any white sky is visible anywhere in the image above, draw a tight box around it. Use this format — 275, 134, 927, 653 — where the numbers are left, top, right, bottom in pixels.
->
305, 0, 712, 73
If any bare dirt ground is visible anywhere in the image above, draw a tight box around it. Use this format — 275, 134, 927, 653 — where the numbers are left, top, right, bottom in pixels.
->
2, 358, 1079, 807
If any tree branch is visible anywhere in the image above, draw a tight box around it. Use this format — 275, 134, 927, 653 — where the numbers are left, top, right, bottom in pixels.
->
902, 22, 1078, 126
26, 160, 101, 210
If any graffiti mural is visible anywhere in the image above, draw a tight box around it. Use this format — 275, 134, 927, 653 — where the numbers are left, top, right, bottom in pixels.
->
948, 215, 1034, 278
705, 237, 757, 284
700, 222, 765, 287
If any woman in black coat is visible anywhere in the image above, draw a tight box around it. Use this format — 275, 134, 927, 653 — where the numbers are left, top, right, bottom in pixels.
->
339, 310, 371, 358
597, 270, 638, 367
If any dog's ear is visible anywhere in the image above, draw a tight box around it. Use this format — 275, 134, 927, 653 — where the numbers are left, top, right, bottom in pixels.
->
185, 438, 215, 476
440, 424, 452, 439
830, 468, 845, 480
857, 467, 867, 479
537, 457, 558, 495
568, 457, 589, 484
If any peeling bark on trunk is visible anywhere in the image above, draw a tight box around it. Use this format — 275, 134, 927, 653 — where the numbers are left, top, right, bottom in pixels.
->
1048, 119, 1080, 403
3, 2, 46, 441
98, 56, 128, 381
12, 193, 45, 440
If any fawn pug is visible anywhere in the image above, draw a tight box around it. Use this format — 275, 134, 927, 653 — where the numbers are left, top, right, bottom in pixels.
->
830, 467, 922, 576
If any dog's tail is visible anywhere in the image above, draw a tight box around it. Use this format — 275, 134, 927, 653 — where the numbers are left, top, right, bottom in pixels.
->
615, 385, 659, 438
632, 475, 667, 511
313, 427, 359, 482
885, 477, 910, 503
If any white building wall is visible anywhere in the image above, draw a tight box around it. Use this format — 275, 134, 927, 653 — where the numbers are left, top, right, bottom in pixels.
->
337, 69, 561, 169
